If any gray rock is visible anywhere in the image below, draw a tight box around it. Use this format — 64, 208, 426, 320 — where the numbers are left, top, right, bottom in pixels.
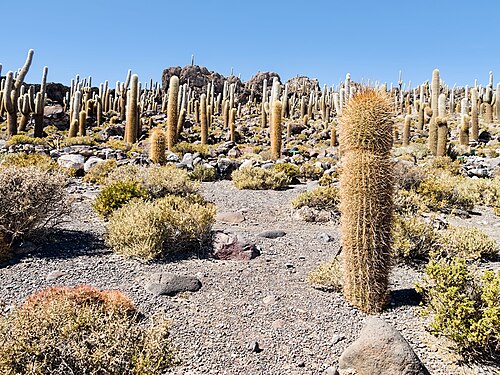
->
46, 270, 67, 281
166, 152, 180, 162
212, 231, 260, 261
319, 232, 333, 242
239, 159, 254, 169
84, 156, 105, 172
338, 317, 430, 375
257, 230, 286, 239
181, 152, 194, 168
57, 154, 85, 171
144, 272, 201, 296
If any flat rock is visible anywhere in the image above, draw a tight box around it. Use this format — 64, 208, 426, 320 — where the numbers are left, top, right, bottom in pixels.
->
212, 231, 259, 260
257, 230, 286, 239
144, 272, 201, 296
338, 317, 430, 375
46, 270, 67, 281
216, 211, 245, 224
84, 156, 105, 172
57, 154, 86, 171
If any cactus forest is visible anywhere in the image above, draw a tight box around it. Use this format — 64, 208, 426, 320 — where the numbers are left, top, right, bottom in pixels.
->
1, 17, 500, 374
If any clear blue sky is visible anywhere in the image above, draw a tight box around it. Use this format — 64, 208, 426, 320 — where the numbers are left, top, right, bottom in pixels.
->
1, 0, 496, 88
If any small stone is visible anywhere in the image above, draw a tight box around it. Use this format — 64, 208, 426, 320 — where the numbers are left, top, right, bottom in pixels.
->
212, 231, 260, 261
325, 366, 339, 375
331, 334, 345, 345
271, 319, 285, 329
84, 156, 105, 172
257, 230, 286, 239
247, 341, 262, 353
263, 295, 276, 304
319, 232, 332, 242
216, 211, 245, 224
46, 270, 67, 281
57, 154, 85, 171
144, 272, 201, 296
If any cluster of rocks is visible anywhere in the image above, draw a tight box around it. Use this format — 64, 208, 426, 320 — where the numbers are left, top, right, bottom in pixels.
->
461, 155, 500, 178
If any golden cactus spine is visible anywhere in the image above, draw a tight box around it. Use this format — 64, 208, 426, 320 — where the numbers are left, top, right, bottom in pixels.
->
125, 74, 139, 143
150, 127, 166, 165
339, 89, 394, 313
270, 100, 283, 160
167, 76, 179, 150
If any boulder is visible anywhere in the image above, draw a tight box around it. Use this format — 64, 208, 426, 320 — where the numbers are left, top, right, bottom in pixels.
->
286, 76, 320, 95
83, 156, 105, 172
57, 154, 85, 171
338, 317, 430, 375
212, 231, 260, 260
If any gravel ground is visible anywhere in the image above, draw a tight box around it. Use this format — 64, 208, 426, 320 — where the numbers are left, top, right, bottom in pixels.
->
0, 179, 499, 375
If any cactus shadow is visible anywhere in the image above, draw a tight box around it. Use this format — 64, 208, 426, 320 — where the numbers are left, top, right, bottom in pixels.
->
389, 288, 422, 308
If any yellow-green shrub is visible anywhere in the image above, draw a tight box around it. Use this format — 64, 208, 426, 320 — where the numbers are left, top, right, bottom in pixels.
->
63, 136, 97, 146
105, 194, 216, 260
232, 167, 290, 190
416, 173, 474, 212
0, 285, 176, 373
0, 152, 59, 173
416, 258, 500, 360
394, 189, 429, 215
105, 165, 198, 198
299, 161, 324, 180
93, 180, 148, 218
5, 134, 46, 146
82, 159, 118, 184
272, 163, 300, 179
426, 156, 462, 175
434, 226, 498, 260
392, 216, 439, 262
291, 186, 339, 210
307, 256, 342, 291
172, 141, 210, 158
189, 164, 215, 182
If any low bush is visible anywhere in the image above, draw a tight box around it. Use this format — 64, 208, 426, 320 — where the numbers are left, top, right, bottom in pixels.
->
416, 258, 500, 361
426, 156, 462, 175
189, 164, 216, 182
232, 167, 290, 190
105, 165, 198, 198
0, 285, 176, 373
172, 141, 210, 158
0, 152, 59, 172
272, 163, 300, 179
0, 167, 69, 248
82, 159, 118, 184
394, 189, 429, 215
416, 173, 474, 212
63, 136, 97, 146
299, 161, 324, 180
307, 256, 342, 291
106, 194, 215, 260
291, 186, 339, 211
5, 134, 46, 146
93, 180, 148, 218
392, 216, 439, 263
434, 226, 498, 260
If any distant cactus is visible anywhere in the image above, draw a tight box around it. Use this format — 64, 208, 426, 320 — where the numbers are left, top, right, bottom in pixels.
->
496, 83, 500, 121
79, 110, 87, 136
436, 117, 448, 157
150, 127, 166, 165
167, 76, 179, 150
271, 100, 283, 160
428, 69, 440, 155
459, 114, 470, 146
200, 94, 208, 145
471, 88, 479, 141
3, 50, 34, 137
339, 89, 394, 313
176, 108, 186, 138
403, 114, 411, 147
125, 74, 139, 143
229, 108, 237, 142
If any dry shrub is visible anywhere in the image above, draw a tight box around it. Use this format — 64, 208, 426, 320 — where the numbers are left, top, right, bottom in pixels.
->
106, 194, 216, 260
172, 141, 210, 158
393, 161, 427, 190
307, 256, 342, 291
93, 180, 148, 218
0, 167, 69, 247
392, 216, 439, 263
0, 285, 176, 374
394, 189, 429, 215
5, 135, 46, 146
232, 166, 290, 190
291, 186, 339, 210
0, 152, 59, 172
435, 226, 498, 260
63, 136, 97, 146
82, 159, 118, 184
105, 164, 198, 198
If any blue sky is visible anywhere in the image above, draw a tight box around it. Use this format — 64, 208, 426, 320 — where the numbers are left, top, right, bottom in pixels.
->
1, 1, 496, 88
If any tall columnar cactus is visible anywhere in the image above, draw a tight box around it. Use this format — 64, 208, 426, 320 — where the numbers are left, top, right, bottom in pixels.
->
471, 87, 479, 141
403, 114, 411, 147
3, 49, 34, 137
428, 69, 440, 155
68, 91, 82, 138
176, 108, 186, 138
200, 94, 208, 145
459, 114, 470, 146
270, 100, 283, 160
167, 76, 179, 150
229, 108, 237, 142
438, 93, 446, 117
339, 89, 394, 313
33, 66, 48, 138
150, 127, 166, 164
79, 110, 87, 136
436, 117, 448, 157
496, 83, 500, 121
125, 74, 139, 143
